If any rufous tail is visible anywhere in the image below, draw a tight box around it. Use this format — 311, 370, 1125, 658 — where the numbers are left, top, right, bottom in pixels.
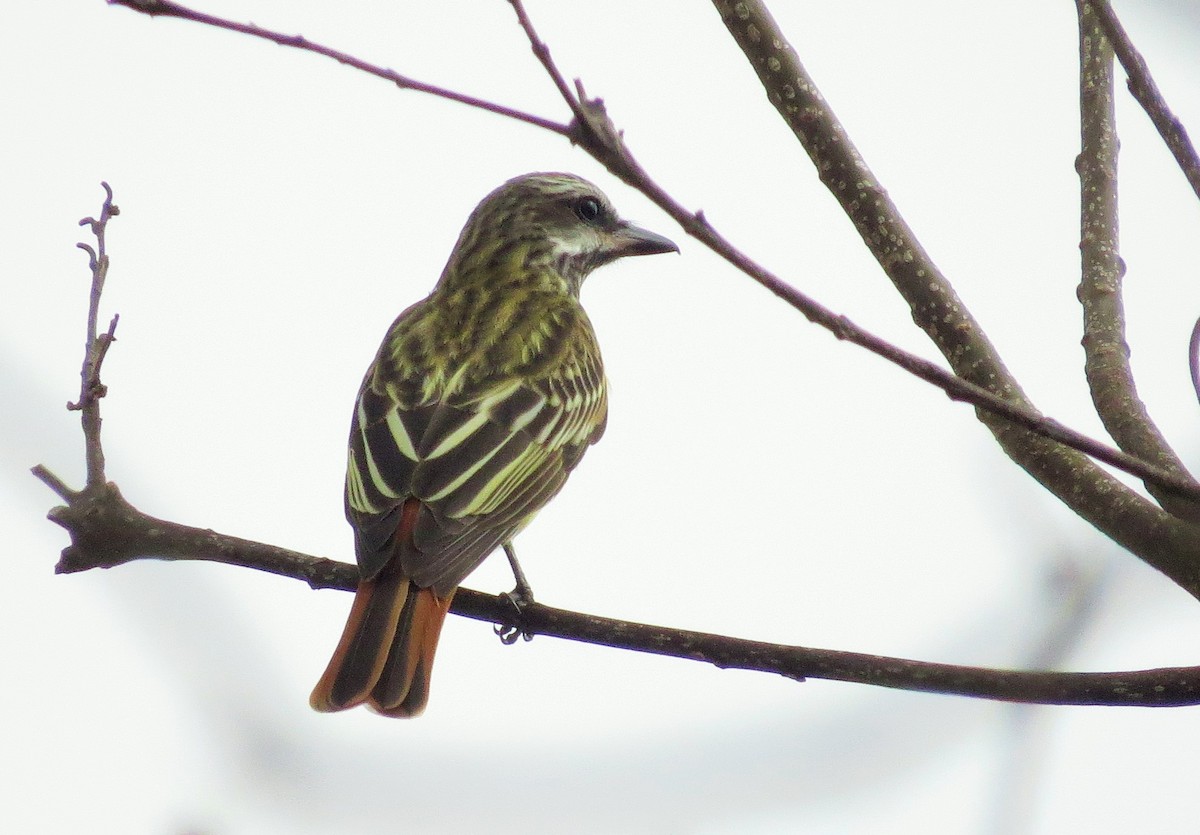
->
310, 570, 455, 718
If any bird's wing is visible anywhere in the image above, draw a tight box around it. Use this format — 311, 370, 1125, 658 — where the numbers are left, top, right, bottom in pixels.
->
345, 325, 607, 595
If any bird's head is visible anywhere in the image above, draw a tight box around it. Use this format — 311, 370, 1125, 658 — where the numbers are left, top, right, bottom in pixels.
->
440, 172, 678, 297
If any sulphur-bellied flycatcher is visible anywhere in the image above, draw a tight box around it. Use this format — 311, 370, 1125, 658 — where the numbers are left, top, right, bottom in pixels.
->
310, 172, 677, 717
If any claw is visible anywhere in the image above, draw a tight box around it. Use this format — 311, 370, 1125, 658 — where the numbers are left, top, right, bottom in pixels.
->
493, 587, 534, 645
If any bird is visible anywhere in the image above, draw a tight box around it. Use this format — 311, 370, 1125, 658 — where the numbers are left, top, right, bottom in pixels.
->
310, 172, 678, 717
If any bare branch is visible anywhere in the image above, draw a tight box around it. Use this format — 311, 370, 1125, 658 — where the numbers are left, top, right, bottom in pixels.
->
34, 465, 1200, 707
1076, 2, 1200, 521
107, 0, 569, 136
705, 0, 1200, 597
1088, 0, 1200, 201
507, 0, 582, 125
70, 182, 120, 488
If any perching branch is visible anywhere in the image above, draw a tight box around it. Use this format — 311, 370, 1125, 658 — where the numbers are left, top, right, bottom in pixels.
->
35, 185, 1200, 708
33, 466, 1200, 707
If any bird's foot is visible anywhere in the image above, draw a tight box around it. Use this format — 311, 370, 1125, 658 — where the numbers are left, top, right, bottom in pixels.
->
494, 583, 535, 645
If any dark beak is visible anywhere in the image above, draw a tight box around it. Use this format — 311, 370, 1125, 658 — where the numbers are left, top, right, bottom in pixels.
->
611, 222, 679, 257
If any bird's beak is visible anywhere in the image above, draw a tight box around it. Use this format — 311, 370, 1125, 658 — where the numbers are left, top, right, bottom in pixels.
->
610, 222, 679, 257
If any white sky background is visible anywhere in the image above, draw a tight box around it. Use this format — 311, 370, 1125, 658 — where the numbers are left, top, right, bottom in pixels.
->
4, 0, 1200, 832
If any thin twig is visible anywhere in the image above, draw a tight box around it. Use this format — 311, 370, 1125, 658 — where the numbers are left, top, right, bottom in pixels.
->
1088, 0, 1200, 201
508, 0, 581, 125
70, 182, 120, 487
108, 0, 569, 136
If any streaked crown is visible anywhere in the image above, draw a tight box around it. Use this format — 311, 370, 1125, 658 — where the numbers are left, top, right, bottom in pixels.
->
438, 172, 677, 297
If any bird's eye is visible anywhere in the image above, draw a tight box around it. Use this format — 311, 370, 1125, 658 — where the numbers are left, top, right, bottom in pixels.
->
574, 196, 604, 225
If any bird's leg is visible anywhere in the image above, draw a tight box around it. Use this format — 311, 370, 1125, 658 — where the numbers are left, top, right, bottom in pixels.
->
494, 540, 535, 645
502, 540, 535, 603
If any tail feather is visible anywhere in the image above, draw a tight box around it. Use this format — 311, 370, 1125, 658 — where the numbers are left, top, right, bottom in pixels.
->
312, 497, 455, 717
309, 568, 410, 712
369, 587, 455, 717
309, 574, 455, 717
